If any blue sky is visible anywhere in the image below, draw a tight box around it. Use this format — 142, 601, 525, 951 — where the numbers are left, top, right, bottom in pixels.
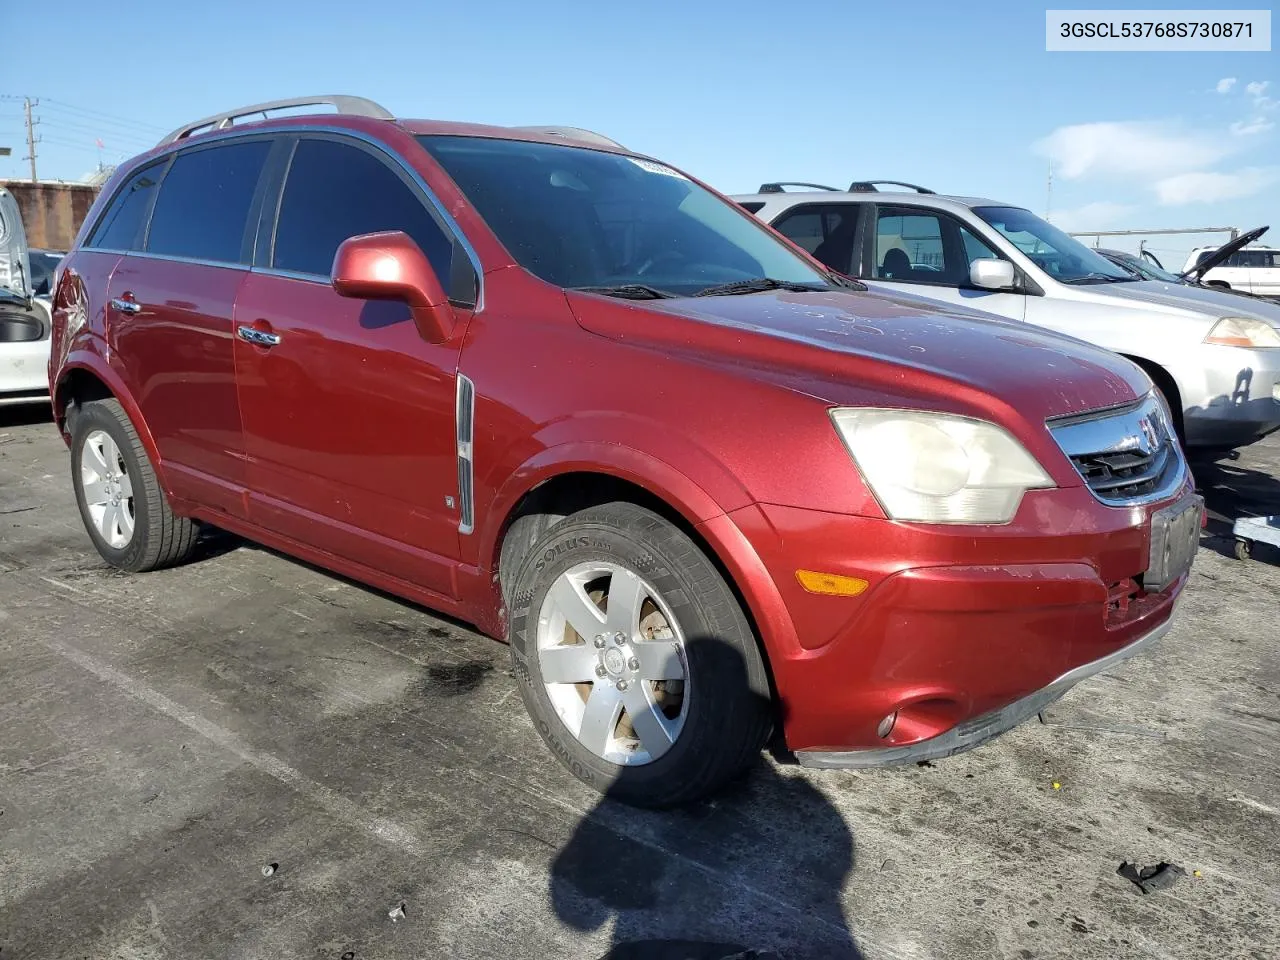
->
2, 0, 1275, 267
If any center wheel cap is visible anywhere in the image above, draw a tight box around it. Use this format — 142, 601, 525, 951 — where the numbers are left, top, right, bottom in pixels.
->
602, 647, 627, 676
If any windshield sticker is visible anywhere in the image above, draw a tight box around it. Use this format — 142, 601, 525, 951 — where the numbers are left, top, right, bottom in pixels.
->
626, 157, 689, 180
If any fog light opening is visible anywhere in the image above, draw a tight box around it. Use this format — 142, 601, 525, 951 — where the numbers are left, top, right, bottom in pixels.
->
877, 711, 898, 739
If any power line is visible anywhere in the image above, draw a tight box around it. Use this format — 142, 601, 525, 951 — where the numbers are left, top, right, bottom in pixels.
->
38, 98, 167, 134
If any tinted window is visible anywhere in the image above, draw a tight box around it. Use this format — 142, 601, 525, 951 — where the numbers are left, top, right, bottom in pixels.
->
29, 251, 63, 297
147, 140, 270, 263
773, 204, 859, 274
273, 139, 457, 289
875, 210, 945, 280
870, 208, 1004, 286
88, 162, 165, 251
419, 135, 829, 297
1237, 250, 1276, 268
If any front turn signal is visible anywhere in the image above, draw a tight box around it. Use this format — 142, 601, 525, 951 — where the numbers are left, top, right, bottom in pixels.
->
795, 569, 869, 597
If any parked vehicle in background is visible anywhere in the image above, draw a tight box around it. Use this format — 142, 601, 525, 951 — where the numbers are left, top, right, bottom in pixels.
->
50, 98, 1198, 806
738, 183, 1280, 451
1096, 249, 1187, 284
29, 249, 65, 301
0, 187, 52, 407
1183, 228, 1280, 296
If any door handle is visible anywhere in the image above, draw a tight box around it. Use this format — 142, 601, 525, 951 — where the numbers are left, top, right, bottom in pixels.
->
109, 297, 142, 315
237, 325, 282, 347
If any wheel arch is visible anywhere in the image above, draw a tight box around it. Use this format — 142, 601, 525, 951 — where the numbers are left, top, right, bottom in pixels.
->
53, 357, 166, 488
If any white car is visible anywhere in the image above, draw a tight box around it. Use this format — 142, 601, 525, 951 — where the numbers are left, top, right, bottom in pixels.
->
0, 187, 52, 407
1183, 230, 1280, 297
736, 182, 1280, 451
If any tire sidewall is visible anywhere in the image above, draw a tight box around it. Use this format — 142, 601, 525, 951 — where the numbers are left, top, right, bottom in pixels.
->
70, 403, 153, 570
508, 512, 762, 800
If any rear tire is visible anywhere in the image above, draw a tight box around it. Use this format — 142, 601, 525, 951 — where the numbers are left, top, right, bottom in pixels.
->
507, 502, 773, 807
70, 398, 198, 572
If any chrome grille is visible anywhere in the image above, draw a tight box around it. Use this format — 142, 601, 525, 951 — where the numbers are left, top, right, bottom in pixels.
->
1048, 394, 1185, 505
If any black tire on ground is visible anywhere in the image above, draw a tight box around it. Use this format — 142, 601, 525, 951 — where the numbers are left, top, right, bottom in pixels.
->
507, 501, 773, 808
70, 398, 198, 572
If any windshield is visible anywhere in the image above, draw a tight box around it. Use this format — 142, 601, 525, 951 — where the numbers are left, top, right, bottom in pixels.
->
1128, 256, 1182, 283
973, 206, 1134, 284
418, 136, 832, 297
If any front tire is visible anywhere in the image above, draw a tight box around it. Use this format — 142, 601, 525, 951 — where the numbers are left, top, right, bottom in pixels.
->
70, 398, 198, 572
507, 502, 773, 807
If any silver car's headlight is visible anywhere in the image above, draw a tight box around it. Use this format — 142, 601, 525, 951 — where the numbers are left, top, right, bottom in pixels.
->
1204, 316, 1280, 348
830, 408, 1055, 524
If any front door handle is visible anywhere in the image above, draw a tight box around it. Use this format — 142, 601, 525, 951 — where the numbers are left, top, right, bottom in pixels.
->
237, 325, 282, 347
109, 297, 142, 315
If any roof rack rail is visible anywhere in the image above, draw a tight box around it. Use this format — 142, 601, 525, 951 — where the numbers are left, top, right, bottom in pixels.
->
510, 125, 627, 149
157, 95, 395, 147
847, 180, 935, 194
758, 181, 840, 194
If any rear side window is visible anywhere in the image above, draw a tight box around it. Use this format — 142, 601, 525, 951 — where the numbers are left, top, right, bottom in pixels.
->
87, 162, 165, 251
146, 140, 271, 264
272, 138, 458, 290
773, 204, 860, 273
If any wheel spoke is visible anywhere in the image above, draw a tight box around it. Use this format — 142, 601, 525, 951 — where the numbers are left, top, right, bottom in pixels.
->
539, 643, 598, 684
631, 640, 685, 681
117, 471, 134, 499
83, 439, 110, 476
82, 479, 110, 505
577, 683, 623, 757
100, 501, 120, 541
118, 503, 136, 540
622, 683, 678, 759
102, 435, 123, 472
604, 569, 646, 638
549, 575, 606, 642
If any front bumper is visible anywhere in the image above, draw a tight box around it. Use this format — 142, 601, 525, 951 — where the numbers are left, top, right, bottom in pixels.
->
796, 609, 1173, 768
711, 480, 1193, 760
1181, 345, 1280, 447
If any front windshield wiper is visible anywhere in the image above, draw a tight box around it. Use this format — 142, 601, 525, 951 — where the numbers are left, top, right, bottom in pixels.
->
571, 284, 677, 300
1061, 273, 1134, 285
693, 277, 827, 297
826, 271, 868, 291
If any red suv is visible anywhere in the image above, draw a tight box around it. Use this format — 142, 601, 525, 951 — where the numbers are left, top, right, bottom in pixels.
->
48, 96, 1200, 807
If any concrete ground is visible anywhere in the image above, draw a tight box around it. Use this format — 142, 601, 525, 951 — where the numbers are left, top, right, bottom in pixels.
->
1, 405, 1277, 960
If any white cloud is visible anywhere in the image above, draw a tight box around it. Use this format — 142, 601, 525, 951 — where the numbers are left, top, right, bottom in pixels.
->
1246, 80, 1270, 98
1231, 117, 1276, 136
1034, 122, 1232, 180
1153, 166, 1280, 205
1048, 201, 1139, 232
1216, 77, 1238, 93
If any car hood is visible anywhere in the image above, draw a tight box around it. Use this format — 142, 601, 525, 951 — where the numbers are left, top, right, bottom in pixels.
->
1081, 279, 1280, 326
570, 288, 1148, 420
0, 188, 31, 302
1179, 225, 1268, 279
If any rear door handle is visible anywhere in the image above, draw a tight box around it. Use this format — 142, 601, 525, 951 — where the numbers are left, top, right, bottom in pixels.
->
109, 297, 141, 315
237, 325, 282, 347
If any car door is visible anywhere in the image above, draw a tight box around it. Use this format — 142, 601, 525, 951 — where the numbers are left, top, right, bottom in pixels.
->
103, 138, 272, 518
233, 134, 477, 600
1255, 251, 1280, 296
859, 204, 1027, 320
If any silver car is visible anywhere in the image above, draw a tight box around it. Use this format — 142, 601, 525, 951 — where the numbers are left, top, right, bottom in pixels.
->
0, 187, 52, 407
737, 182, 1280, 451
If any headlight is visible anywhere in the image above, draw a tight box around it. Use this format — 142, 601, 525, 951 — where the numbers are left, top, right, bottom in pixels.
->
830, 408, 1054, 524
1204, 316, 1280, 348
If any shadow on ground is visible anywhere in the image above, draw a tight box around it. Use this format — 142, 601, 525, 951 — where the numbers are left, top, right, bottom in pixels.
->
1192, 449, 1280, 561
549, 638, 862, 960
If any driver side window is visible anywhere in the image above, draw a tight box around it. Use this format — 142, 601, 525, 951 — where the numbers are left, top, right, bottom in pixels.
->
872, 207, 1003, 287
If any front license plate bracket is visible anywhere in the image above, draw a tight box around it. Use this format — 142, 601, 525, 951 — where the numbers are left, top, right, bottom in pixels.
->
1145, 495, 1204, 592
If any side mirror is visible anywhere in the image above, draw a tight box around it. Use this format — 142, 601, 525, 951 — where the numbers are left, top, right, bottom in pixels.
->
331, 231, 455, 343
969, 258, 1017, 291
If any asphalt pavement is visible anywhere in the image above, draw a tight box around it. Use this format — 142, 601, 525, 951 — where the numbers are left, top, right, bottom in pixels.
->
1, 405, 1277, 960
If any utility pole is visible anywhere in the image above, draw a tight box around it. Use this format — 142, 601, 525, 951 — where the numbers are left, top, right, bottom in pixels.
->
23, 97, 39, 182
